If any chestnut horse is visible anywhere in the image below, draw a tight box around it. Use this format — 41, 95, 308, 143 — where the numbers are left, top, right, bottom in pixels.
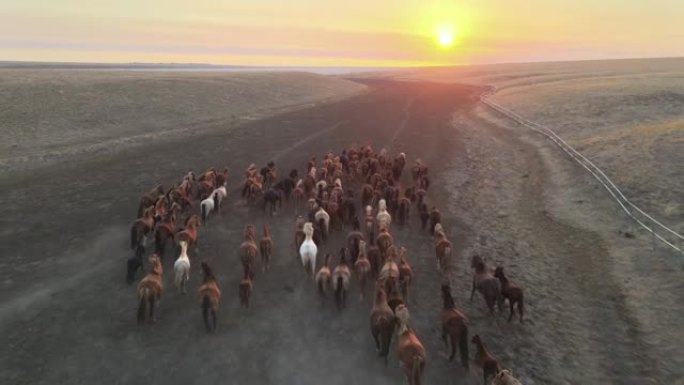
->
332, 248, 352, 311
470, 255, 503, 315
239, 264, 253, 308
441, 285, 469, 369
198, 261, 221, 333
259, 224, 273, 272
395, 305, 427, 385
354, 240, 372, 300
137, 185, 164, 218
472, 334, 501, 385
369, 287, 395, 366
154, 212, 176, 259
494, 267, 524, 323
137, 254, 163, 324
315, 253, 333, 305
130, 207, 155, 250
398, 246, 412, 303
175, 215, 200, 256
239, 225, 258, 280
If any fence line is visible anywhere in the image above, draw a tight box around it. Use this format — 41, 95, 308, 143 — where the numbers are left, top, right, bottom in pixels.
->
479, 88, 683, 255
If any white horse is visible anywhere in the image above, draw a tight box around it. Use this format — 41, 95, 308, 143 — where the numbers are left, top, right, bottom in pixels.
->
299, 222, 318, 280
376, 199, 392, 229
492, 369, 523, 385
200, 191, 219, 224
174, 240, 191, 294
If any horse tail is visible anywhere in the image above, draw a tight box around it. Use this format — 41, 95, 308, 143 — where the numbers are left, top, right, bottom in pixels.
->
137, 288, 148, 323
201, 294, 212, 331
201, 202, 208, 224
411, 354, 422, 385
459, 324, 469, 369
335, 276, 344, 309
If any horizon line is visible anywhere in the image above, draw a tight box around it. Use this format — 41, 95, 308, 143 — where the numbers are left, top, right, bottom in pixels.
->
1, 55, 683, 70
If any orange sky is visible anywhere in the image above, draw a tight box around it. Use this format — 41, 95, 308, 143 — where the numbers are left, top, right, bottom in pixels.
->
0, 0, 682, 66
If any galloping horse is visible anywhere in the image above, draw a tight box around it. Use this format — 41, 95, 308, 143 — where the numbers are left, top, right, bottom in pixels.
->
315, 253, 333, 305
263, 187, 282, 216
130, 207, 155, 250
175, 215, 200, 256
472, 334, 501, 385
173, 240, 191, 294
154, 212, 176, 259
397, 246, 412, 303
354, 240, 372, 300
332, 248, 352, 310
440, 285, 469, 369
137, 254, 163, 324
259, 224, 273, 272
239, 225, 258, 279
137, 185, 164, 218
370, 286, 395, 366
198, 261, 221, 333
299, 222, 318, 280
494, 267, 524, 323
395, 305, 427, 385
470, 255, 503, 315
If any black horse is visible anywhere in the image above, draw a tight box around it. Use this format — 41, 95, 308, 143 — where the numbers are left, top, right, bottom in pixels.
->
262, 187, 283, 216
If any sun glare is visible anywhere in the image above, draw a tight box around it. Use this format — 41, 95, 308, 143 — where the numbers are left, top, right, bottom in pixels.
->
438, 31, 454, 46
436, 23, 457, 47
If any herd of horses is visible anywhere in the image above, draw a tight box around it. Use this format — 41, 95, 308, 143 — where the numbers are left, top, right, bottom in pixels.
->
127, 144, 525, 385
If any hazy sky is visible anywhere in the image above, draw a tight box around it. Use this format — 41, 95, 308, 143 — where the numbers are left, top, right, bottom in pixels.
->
1, 0, 682, 66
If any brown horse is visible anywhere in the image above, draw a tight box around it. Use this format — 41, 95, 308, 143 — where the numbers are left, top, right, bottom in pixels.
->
472, 334, 500, 385
367, 233, 382, 278
198, 261, 221, 333
397, 197, 411, 226
346, 224, 364, 264
315, 253, 332, 305
470, 255, 503, 315
369, 287, 395, 366
137, 254, 163, 324
354, 240, 372, 300
239, 264, 253, 308
332, 248, 352, 311
154, 212, 176, 259
259, 224, 273, 272
440, 285, 469, 369
398, 247, 412, 303
434, 228, 453, 274
130, 206, 155, 250
429, 207, 441, 235
494, 267, 524, 323
376, 226, 394, 259
418, 202, 429, 231
137, 185, 164, 218
239, 225, 258, 279
395, 305, 427, 385
175, 215, 200, 256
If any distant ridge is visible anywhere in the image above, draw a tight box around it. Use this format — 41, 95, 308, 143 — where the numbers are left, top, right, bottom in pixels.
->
0, 61, 401, 75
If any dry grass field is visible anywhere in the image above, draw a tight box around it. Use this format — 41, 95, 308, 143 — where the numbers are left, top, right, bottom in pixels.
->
400, 57, 684, 232
0, 70, 366, 172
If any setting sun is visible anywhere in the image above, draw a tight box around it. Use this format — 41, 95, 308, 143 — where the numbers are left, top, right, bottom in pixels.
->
438, 31, 454, 46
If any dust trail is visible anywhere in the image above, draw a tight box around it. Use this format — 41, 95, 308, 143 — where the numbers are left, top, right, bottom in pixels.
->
0, 227, 124, 328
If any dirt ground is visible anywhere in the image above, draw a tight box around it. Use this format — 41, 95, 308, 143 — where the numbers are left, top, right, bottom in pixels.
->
1, 79, 682, 385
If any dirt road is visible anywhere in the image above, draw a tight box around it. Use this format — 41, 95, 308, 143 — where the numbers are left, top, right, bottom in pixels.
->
1, 79, 681, 385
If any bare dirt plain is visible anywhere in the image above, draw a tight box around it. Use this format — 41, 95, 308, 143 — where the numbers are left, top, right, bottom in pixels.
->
1, 74, 683, 385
